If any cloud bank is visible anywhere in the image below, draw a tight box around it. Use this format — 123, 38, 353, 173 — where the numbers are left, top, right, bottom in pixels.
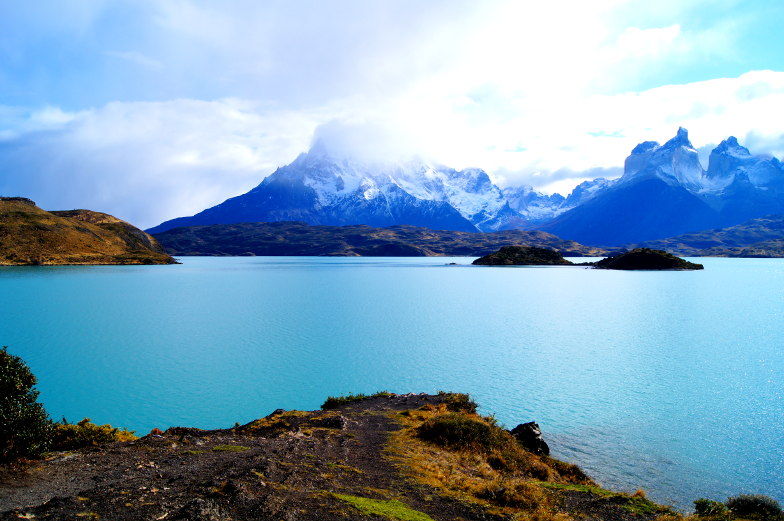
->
1, 1, 784, 227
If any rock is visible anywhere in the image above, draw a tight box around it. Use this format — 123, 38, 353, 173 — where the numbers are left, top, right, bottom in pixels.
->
309, 414, 347, 429
472, 245, 573, 266
265, 408, 287, 419
173, 498, 232, 521
510, 422, 550, 456
593, 248, 703, 270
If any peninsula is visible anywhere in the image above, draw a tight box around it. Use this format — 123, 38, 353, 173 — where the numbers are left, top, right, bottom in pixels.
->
0, 197, 176, 265
1, 392, 675, 521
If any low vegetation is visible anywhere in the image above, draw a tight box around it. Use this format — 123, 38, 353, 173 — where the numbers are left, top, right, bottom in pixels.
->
332, 493, 435, 521
52, 418, 137, 450
0, 346, 54, 462
1, 346, 138, 462
321, 391, 394, 410
387, 397, 616, 520
693, 495, 784, 520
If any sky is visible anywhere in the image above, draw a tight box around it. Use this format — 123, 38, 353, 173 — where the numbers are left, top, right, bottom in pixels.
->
2, 0, 784, 228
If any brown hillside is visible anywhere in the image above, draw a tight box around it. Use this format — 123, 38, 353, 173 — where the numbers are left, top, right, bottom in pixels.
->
0, 198, 176, 265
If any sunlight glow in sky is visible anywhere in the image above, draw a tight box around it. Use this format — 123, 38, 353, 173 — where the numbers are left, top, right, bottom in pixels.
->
2, 0, 784, 227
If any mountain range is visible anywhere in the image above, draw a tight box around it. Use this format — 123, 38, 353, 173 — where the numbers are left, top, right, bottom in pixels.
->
148, 129, 784, 247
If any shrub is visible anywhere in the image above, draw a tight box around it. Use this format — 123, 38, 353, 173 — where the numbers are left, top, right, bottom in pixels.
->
321, 391, 393, 410
725, 494, 782, 520
417, 412, 503, 453
416, 411, 556, 481
694, 498, 728, 517
478, 480, 547, 510
437, 391, 478, 413
52, 418, 137, 450
0, 346, 54, 461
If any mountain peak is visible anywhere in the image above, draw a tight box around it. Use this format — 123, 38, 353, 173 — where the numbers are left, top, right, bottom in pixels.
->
631, 141, 659, 155
662, 127, 693, 149
308, 138, 330, 158
713, 136, 751, 158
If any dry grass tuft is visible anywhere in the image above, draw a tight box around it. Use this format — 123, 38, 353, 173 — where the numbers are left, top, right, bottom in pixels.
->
386, 405, 595, 519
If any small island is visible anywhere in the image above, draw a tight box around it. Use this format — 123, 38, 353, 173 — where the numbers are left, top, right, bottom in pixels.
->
472, 245, 574, 265
0, 197, 176, 265
594, 248, 704, 270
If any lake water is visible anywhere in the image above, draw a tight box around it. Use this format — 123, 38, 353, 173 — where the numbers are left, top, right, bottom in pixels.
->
1, 256, 782, 510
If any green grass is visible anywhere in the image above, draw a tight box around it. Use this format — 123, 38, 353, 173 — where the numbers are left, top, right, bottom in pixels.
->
321, 391, 394, 410
332, 493, 434, 521
211, 445, 250, 452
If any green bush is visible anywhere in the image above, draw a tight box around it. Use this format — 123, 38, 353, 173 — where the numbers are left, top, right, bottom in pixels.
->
417, 412, 504, 453
52, 418, 137, 450
694, 498, 728, 517
321, 391, 393, 410
0, 346, 55, 462
437, 391, 478, 413
725, 494, 782, 520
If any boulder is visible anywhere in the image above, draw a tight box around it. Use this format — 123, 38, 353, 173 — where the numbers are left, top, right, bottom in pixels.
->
510, 421, 550, 455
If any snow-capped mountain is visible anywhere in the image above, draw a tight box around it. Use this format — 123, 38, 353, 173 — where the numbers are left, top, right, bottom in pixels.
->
621, 127, 704, 191
148, 128, 784, 247
148, 140, 562, 234
542, 128, 784, 246
706, 136, 784, 190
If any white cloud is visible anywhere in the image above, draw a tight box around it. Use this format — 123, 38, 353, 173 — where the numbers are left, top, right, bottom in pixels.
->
2, 70, 784, 229
2, 1, 783, 224
0, 99, 333, 228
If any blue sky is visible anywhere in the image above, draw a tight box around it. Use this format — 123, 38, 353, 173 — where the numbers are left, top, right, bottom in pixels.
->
2, 0, 784, 228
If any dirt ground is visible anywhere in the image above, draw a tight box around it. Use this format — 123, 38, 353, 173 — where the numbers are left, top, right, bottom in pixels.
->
0, 393, 673, 521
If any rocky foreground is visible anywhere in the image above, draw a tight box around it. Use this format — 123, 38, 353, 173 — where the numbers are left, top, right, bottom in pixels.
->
0, 393, 677, 521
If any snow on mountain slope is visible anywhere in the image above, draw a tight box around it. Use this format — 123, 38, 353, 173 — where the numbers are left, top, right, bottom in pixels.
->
148, 140, 565, 234
542, 128, 784, 245
621, 127, 704, 191
706, 136, 784, 191
149, 127, 784, 245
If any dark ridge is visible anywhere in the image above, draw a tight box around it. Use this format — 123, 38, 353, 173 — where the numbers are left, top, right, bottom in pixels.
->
153, 221, 608, 257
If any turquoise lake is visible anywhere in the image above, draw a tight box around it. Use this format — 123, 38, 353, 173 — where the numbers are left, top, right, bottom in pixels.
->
1, 256, 782, 510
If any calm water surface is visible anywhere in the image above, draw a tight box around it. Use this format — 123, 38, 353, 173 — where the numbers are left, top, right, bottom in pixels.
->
1, 256, 782, 509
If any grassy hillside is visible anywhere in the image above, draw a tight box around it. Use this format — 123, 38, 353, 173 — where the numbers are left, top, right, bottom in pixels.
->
0, 197, 176, 265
